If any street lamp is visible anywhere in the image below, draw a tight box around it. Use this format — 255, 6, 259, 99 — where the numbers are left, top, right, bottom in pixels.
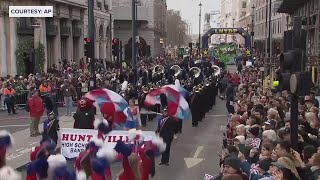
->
251, 4, 255, 48
198, 1, 202, 54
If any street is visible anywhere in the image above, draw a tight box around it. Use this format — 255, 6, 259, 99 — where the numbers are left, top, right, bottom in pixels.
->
4, 65, 236, 179
0, 108, 72, 133
13, 98, 227, 179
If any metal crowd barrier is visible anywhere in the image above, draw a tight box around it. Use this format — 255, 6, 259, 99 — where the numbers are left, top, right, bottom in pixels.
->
13, 87, 84, 107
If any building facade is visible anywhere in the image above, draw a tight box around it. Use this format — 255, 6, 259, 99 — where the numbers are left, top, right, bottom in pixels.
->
220, 0, 238, 43
236, 0, 252, 46
84, 0, 113, 62
0, 0, 113, 77
277, 0, 320, 86
112, 0, 167, 60
253, 0, 288, 54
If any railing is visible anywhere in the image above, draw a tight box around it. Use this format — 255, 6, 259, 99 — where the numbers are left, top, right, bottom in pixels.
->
10, 87, 85, 107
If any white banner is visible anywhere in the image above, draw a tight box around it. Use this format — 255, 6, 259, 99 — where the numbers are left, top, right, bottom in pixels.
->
9, 6, 53, 17
60, 128, 156, 159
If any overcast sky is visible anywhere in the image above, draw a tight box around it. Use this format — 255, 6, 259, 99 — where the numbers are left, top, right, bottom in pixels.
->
167, 0, 221, 35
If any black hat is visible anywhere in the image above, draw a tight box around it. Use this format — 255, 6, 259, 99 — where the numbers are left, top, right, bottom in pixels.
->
248, 126, 260, 137
258, 158, 272, 172
223, 157, 241, 171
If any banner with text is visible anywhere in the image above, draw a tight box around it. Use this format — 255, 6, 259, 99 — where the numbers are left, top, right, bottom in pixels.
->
60, 128, 156, 159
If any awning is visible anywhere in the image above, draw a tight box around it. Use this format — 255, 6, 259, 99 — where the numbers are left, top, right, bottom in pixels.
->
277, 0, 311, 14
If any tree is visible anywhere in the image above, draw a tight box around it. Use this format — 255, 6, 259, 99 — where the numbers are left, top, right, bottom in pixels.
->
167, 10, 190, 47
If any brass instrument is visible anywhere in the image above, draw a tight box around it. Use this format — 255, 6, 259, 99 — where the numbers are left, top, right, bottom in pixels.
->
170, 65, 182, 77
189, 67, 201, 78
142, 85, 149, 93
204, 79, 210, 86
137, 77, 143, 87
152, 65, 165, 76
212, 65, 221, 76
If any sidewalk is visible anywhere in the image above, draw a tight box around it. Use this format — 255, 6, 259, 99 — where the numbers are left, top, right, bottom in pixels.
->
6, 115, 75, 169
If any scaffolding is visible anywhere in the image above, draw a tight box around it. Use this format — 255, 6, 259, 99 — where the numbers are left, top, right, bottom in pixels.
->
303, 0, 320, 88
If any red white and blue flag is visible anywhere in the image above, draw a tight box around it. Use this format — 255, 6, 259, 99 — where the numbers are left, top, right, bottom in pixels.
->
162, 85, 190, 98
84, 88, 128, 115
144, 86, 190, 120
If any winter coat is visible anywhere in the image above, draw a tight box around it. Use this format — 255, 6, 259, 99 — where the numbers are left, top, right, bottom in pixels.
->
28, 96, 45, 117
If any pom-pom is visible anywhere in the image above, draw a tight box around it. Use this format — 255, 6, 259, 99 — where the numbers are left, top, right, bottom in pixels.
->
151, 136, 166, 153
34, 159, 49, 178
96, 147, 117, 162
47, 154, 67, 170
0, 130, 13, 149
0, 166, 21, 180
114, 140, 132, 157
89, 136, 104, 148
128, 129, 137, 141
76, 170, 87, 180
94, 119, 111, 135
128, 129, 144, 143
54, 166, 76, 180
91, 158, 109, 174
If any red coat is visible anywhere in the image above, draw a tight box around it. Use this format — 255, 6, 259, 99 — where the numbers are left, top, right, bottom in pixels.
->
118, 157, 135, 180
28, 96, 44, 117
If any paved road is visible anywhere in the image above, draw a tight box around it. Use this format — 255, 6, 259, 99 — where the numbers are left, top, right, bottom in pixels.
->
0, 107, 75, 133
8, 65, 236, 179
16, 97, 228, 179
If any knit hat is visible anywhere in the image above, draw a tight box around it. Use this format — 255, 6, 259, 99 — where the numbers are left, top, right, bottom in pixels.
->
223, 157, 241, 171
234, 136, 246, 144
258, 158, 272, 172
248, 126, 260, 137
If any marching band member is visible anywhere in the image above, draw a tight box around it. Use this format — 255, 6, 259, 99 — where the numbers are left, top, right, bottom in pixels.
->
73, 97, 96, 129
155, 107, 176, 166
138, 86, 149, 127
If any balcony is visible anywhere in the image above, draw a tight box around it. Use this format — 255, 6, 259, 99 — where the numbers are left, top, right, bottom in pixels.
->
60, 26, 71, 37
17, 23, 34, 35
46, 25, 58, 36
73, 27, 82, 37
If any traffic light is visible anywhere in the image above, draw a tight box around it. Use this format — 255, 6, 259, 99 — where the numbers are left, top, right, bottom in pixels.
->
277, 48, 313, 94
280, 48, 303, 73
84, 37, 92, 57
277, 49, 302, 91
112, 38, 119, 57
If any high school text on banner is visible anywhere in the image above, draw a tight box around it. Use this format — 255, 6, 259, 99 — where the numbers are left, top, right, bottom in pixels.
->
60, 128, 157, 159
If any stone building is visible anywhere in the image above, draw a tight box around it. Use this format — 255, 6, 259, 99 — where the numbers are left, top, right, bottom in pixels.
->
112, 0, 167, 60
0, 0, 113, 77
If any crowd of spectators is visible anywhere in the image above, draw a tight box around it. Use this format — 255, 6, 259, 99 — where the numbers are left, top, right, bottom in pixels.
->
214, 60, 320, 180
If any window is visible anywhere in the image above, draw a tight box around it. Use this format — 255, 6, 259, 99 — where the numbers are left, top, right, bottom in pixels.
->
278, 20, 280, 34
242, 1, 246, 8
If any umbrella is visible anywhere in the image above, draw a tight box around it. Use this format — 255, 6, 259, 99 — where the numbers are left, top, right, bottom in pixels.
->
84, 88, 128, 115
144, 86, 190, 120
